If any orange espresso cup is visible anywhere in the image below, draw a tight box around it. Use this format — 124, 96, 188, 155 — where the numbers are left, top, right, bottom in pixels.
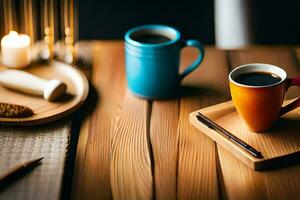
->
229, 63, 300, 132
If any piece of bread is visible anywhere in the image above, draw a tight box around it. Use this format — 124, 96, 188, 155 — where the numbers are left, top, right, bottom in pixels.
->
0, 103, 34, 118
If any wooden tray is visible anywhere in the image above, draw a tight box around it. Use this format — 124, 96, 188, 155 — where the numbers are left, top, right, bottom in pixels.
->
189, 100, 300, 170
0, 61, 89, 125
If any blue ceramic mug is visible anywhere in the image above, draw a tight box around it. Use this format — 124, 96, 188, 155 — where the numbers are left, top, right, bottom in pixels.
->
125, 25, 205, 99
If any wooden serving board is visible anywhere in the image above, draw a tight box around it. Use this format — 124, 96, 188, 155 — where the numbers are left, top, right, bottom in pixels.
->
0, 61, 89, 125
189, 100, 300, 170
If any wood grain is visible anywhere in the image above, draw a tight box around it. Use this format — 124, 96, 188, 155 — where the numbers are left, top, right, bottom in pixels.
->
72, 41, 126, 200
177, 47, 230, 199
215, 47, 300, 199
262, 48, 300, 200
190, 100, 300, 170
71, 43, 300, 200
110, 91, 153, 200
217, 145, 267, 200
295, 48, 300, 62
150, 100, 179, 200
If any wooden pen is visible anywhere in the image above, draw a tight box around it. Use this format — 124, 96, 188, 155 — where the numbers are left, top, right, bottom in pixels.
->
0, 157, 44, 187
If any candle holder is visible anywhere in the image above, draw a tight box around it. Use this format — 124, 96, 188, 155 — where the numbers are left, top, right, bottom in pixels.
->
62, 0, 77, 64
40, 0, 56, 60
3, 0, 16, 33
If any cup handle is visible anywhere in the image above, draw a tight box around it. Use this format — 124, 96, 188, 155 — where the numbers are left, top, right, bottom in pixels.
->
280, 77, 300, 116
179, 39, 205, 81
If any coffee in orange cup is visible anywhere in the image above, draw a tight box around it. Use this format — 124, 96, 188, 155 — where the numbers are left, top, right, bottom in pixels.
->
229, 63, 300, 132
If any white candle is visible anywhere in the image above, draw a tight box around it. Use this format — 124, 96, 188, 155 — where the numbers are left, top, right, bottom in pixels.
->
1, 31, 32, 69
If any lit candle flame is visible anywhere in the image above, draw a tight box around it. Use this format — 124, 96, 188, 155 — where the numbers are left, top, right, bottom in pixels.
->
1, 31, 31, 48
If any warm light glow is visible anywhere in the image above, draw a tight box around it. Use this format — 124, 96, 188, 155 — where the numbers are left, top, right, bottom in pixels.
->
1, 31, 32, 68
1, 31, 31, 48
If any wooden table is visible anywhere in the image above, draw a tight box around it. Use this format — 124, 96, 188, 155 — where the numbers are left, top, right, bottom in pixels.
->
71, 42, 300, 200
2, 41, 300, 199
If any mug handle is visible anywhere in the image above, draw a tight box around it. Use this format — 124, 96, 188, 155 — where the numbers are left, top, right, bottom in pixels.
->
280, 77, 300, 116
179, 40, 205, 81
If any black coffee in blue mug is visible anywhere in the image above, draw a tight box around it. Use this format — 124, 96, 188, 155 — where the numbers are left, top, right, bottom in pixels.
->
125, 25, 205, 99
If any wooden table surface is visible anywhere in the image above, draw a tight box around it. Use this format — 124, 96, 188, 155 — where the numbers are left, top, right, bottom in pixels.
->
3, 41, 300, 199
70, 41, 300, 200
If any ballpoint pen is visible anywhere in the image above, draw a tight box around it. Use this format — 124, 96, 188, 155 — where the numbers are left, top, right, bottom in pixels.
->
196, 112, 263, 158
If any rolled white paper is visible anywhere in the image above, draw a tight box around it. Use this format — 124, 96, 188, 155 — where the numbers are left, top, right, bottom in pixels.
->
1, 31, 32, 68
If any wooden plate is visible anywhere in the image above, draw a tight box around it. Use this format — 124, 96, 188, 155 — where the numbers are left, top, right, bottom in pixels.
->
190, 100, 300, 170
0, 61, 89, 125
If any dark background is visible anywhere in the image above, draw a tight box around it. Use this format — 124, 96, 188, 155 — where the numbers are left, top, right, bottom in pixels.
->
78, 0, 300, 45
